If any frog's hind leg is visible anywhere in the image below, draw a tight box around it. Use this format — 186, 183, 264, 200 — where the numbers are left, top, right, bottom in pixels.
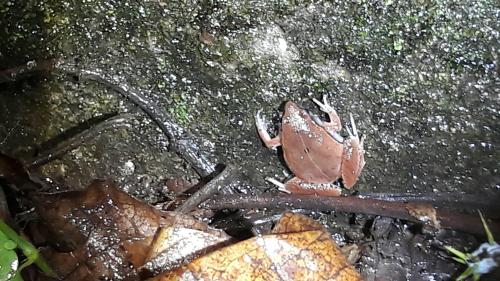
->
312, 95, 342, 133
342, 115, 366, 189
255, 110, 281, 148
269, 177, 341, 196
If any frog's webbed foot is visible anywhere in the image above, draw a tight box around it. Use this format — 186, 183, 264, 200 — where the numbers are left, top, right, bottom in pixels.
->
312, 95, 342, 132
342, 114, 366, 189
255, 110, 281, 149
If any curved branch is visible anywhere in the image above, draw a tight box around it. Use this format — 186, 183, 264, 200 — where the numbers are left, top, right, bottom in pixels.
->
175, 165, 244, 212
0, 59, 216, 177
205, 193, 500, 237
28, 114, 134, 168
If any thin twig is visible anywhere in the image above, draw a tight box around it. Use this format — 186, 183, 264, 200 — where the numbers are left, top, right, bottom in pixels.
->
28, 114, 134, 168
205, 193, 500, 237
176, 165, 237, 212
55, 63, 216, 177
358, 192, 500, 216
0, 59, 216, 177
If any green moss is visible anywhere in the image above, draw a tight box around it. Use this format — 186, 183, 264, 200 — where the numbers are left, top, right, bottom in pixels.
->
168, 94, 190, 125
393, 38, 404, 51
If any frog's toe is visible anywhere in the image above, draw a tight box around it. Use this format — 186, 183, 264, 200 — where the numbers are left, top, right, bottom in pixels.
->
255, 109, 263, 118
347, 113, 364, 142
312, 95, 336, 114
255, 110, 268, 131
349, 113, 359, 137
266, 177, 291, 193
255, 111, 281, 148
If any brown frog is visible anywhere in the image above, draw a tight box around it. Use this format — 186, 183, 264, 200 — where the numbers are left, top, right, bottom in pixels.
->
255, 96, 365, 196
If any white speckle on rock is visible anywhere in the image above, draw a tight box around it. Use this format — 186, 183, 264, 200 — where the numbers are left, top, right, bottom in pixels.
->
122, 160, 135, 176
250, 24, 299, 66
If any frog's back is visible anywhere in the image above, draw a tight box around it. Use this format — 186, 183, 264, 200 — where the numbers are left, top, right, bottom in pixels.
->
281, 102, 343, 183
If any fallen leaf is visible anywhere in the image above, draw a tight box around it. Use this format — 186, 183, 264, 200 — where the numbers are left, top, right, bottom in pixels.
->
406, 203, 441, 228
141, 212, 232, 276
271, 211, 325, 234
34, 180, 230, 280
151, 212, 361, 281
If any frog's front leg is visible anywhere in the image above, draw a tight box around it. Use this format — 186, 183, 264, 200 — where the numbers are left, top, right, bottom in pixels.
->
312, 95, 342, 133
268, 177, 341, 196
255, 110, 281, 148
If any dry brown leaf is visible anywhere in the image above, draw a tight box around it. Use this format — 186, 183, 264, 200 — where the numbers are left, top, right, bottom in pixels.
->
271, 211, 325, 234
34, 179, 230, 281
406, 203, 441, 228
141, 213, 232, 276
151, 212, 362, 281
